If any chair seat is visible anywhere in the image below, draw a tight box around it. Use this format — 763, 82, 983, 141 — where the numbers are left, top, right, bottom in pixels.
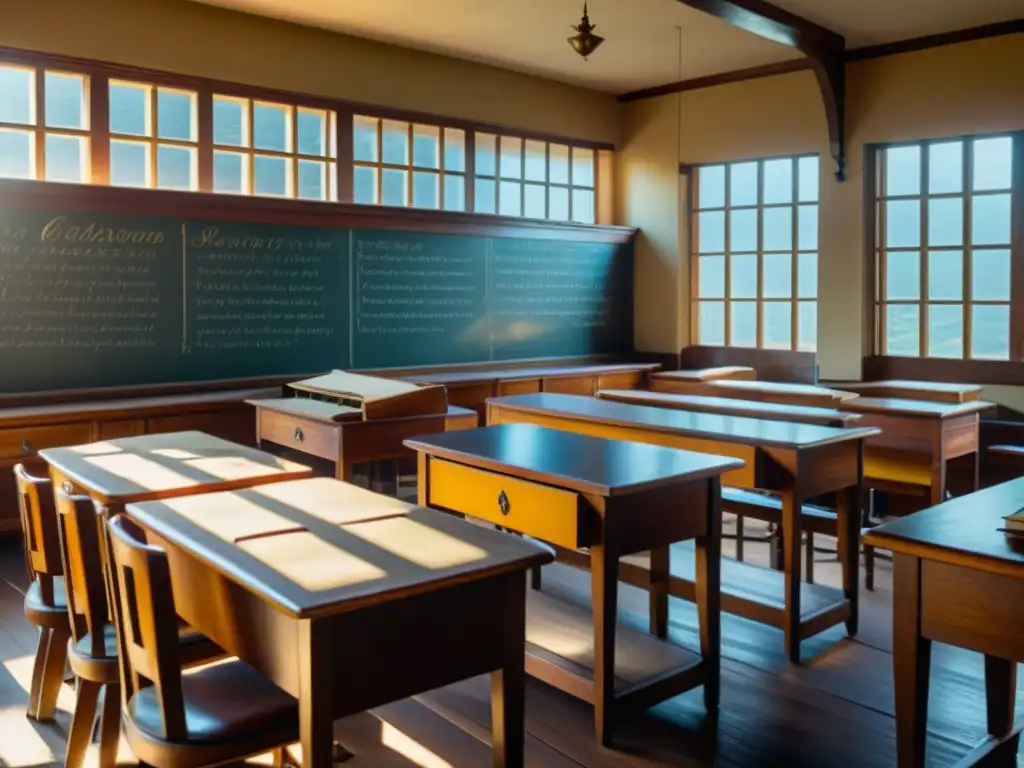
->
24, 577, 69, 629
128, 660, 297, 744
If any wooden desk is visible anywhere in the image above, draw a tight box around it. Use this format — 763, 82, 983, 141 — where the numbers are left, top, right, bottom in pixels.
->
649, 366, 756, 384
485, 393, 878, 661
125, 477, 553, 768
598, 389, 861, 427
651, 378, 857, 409
39, 430, 312, 515
842, 397, 994, 506
406, 424, 742, 745
840, 379, 983, 404
863, 482, 1024, 767
248, 399, 477, 480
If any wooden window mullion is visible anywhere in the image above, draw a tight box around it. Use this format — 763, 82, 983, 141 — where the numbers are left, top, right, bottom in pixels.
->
876, 148, 888, 354
335, 108, 353, 203
755, 160, 764, 349
90, 73, 110, 185
196, 88, 213, 192
1010, 131, 1024, 361
465, 130, 476, 213
724, 165, 732, 347
963, 139, 973, 359
790, 158, 799, 351
33, 68, 45, 179
919, 146, 928, 358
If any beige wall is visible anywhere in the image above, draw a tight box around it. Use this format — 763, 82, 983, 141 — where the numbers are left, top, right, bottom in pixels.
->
0, 0, 620, 146
617, 33, 1024, 403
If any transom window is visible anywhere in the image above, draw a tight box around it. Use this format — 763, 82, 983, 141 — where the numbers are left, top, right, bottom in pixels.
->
692, 155, 819, 351
874, 135, 1015, 360
0, 64, 90, 183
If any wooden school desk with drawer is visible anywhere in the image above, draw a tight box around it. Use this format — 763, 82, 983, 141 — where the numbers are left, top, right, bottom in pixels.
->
651, 378, 858, 409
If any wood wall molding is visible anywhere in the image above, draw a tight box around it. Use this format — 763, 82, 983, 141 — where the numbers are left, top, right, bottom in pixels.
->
846, 19, 1024, 62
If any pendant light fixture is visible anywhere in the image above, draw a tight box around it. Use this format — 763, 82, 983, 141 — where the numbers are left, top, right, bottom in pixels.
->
568, 3, 604, 60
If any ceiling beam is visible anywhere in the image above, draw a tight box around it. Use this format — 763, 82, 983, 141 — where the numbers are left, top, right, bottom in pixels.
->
673, 0, 848, 180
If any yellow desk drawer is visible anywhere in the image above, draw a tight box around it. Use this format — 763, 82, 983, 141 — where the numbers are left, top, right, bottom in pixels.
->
427, 458, 587, 549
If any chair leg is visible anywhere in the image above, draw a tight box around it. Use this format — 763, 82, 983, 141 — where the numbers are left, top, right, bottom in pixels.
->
28, 626, 69, 721
530, 565, 542, 591
274, 747, 287, 767
805, 532, 815, 584
735, 515, 745, 562
26, 628, 51, 720
864, 543, 875, 591
97, 684, 121, 768
65, 678, 101, 768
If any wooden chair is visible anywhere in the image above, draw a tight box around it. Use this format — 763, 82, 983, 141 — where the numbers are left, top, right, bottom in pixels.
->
15, 462, 71, 722
105, 515, 299, 768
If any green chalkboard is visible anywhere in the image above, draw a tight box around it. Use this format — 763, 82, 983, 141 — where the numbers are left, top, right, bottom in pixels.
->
0, 204, 632, 393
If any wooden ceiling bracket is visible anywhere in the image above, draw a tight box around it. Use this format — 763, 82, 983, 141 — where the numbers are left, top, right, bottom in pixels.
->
809, 48, 846, 181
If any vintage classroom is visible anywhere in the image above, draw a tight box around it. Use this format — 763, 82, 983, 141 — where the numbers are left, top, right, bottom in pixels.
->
0, 1, 1023, 767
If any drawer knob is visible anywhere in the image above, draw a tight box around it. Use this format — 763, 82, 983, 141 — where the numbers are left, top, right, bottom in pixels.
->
21, 439, 32, 454
293, 427, 305, 442
497, 490, 510, 516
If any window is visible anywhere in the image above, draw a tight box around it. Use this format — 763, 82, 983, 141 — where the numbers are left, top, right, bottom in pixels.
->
109, 81, 198, 190
691, 155, 819, 351
0, 64, 90, 183
213, 96, 336, 200
474, 134, 595, 224
874, 135, 1016, 360
352, 116, 465, 210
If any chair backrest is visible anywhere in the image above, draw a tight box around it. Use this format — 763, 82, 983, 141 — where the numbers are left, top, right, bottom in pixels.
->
14, 463, 63, 604
105, 515, 187, 741
54, 488, 110, 655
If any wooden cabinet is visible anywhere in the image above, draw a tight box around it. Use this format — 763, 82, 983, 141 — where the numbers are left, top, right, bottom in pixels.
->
0, 423, 92, 461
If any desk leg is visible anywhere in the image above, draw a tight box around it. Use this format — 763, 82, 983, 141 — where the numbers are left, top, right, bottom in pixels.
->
781, 491, 803, 663
298, 621, 341, 768
695, 477, 722, 714
648, 545, 670, 639
928, 459, 947, 507
591, 537, 619, 747
892, 554, 930, 768
836, 483, 860, 637
984, 655, 1017, 739
492, 573, 526, 768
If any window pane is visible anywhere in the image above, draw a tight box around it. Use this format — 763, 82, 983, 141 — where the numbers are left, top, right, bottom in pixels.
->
972, 194, 1011, 245
762, 158, 792, 205
797, 253, 817, 299
886, 199, 921, 248
44, 134, 86, 183
927, 305, 962, 359
381, 120, 410, 166
298, 160, 326, 200
798, 301, 817, 351
763, 253, 791, 298
443, 128, 465, 172
110, 82, 149, 136
762, 207, 792, 251
353, 116, 378, 162
298, 110, 326, 157
730, 253, 757, 299
730, 209, 757, 252
885, 145, 921, 196
730, 302, 757, 347
253, 154, 288, 196
549, 186, 569, 220
156, 144, 194, 190
157, 89, 194, 141
253, 103, 289, 152
213, 151, 246, 194
698, 302, 725, 346
109, 140, 149, 187
928, 141, 962, 194
443, 174, 465, 211
500, 136, 522, 179
972, 136, 1012, 191
698, 255, 725, 299
885, 251, 920, 300
412, 124, 439, 169
699, 165, 726, 209
549, 144, 569, 184
353, 166, 377, 204
797, 156, 818, 203
698, 211, 725, 254
412, 170, 438, 208
927, 197, 963, 247
45, 72, 86, 130
0, 66, 33, 125
524, 140, 546, 182
499, 180, 521, 216
927, 250, 962, 300
0, 129, 33, 179
730, 162, 757, 206
971, 305, 1009, 360
381, 168, 407, 206
214, 97, 247, 147
971, 249, 1010, 301
798, 205, 818, 251
474, 178, 496, 214
572, 147, 594, 187
885, 304, 920, 356
475, 132, 497, 176
524, 183, 545, 219
763, 303, 792, 349
571, 188, 594, 224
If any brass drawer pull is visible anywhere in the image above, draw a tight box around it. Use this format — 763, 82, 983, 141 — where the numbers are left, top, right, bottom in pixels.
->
293, 427, 304, 442
497, 490, 510, 516
21, 439, 32, 454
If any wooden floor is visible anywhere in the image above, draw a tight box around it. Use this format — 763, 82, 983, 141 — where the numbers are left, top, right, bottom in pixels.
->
1, 521, 1021, 768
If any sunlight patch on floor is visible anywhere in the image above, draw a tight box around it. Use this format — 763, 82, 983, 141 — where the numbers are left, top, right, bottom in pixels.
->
380, 721, 455, 768
0, 704, 58, 767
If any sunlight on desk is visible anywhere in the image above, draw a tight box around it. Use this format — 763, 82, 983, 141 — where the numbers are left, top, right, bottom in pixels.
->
343, 516, 488, 571
238, 532, 389, 591
151, 447, 201, 460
